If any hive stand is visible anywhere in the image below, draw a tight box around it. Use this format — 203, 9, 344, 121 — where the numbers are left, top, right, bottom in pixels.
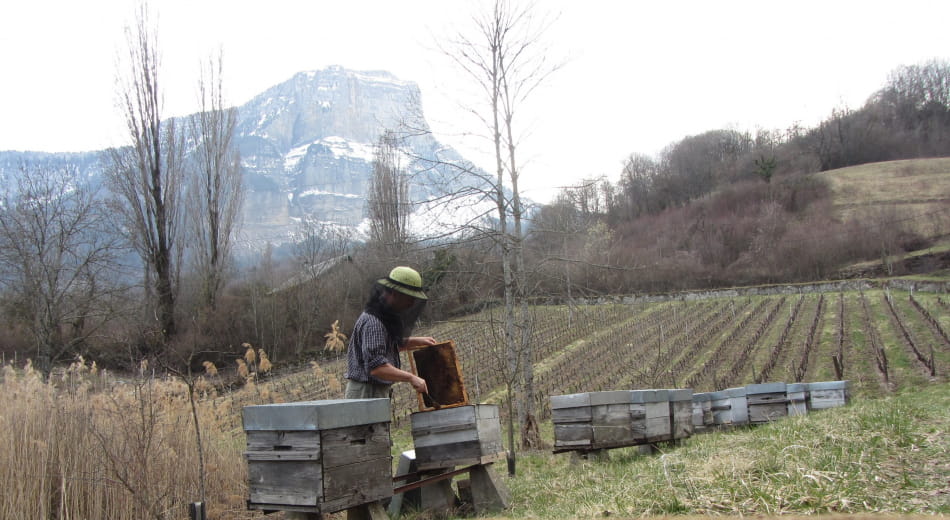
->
389, 454, 509, 517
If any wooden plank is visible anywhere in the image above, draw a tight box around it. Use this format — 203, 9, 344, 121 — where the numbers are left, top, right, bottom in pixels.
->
670, 400, 693, 439
747, 387, 788, 424
321, 456, 392, 513
552, 406, 592, 423
321, 423, 391, 468
726, 387, 749, 425
413, 427, 479, 448
416, 450, 504, 471
246, 430, 321, 451
554, 423, 591, 443
247, 502, 320, 514
747, 393, 788, 405
245, 451, 320, 461
414, 440, 505, 470
243, 399, 390, 431
247, 460, 321, 506
592, 403, 635, 427
550, 392, 592, 409
589, 390, 636, 406
411, 405, 477, 431
592, 425, 635, 447
786, 383, 808, 416
748, 403, 787, 423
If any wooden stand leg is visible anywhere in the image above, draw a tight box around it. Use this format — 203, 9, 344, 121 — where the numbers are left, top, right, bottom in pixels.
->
389, 450, 419, 517
346, 501, 389, 520
419, 471, 457, 511
468, 464, 510, 514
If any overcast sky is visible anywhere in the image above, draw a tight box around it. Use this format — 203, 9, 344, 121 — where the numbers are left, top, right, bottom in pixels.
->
1, 0, 948, 202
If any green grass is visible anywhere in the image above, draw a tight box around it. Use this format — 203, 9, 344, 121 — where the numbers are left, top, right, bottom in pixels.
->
415, 383, 950, 519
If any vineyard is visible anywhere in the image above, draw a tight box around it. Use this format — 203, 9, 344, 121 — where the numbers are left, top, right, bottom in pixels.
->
214, 286, 950, 432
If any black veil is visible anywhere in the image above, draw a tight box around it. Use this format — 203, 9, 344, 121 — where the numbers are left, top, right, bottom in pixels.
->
363, 283, 427, 343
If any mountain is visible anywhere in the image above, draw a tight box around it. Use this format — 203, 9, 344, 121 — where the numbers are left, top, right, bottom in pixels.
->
0, 66, 473, 254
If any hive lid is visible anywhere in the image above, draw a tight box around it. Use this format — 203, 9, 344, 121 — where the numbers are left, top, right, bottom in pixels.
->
628, 389, 670, 403
725, 387, 747, 397
746, 382, 786, 394
664, 388, 693, 401
590, 390, 641, 406
550, 392, 592, 409
805, 380, 850, 391
243, 398, 391, 431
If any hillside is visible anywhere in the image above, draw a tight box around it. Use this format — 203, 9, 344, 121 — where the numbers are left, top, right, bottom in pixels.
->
825, 157, 950, 234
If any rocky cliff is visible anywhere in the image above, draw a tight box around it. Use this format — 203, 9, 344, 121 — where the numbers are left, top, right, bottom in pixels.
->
0, 66, 472, 254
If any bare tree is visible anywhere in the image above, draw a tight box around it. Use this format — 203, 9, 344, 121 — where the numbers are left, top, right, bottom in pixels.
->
0, 164, 126, 375
107, 2, 185, 349
188, 51, 243, 312
445, 0, 561, 460
367, 130, 411, 257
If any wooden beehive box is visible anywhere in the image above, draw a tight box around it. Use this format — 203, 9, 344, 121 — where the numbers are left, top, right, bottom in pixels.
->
243, 399, 392, 515
710, 387, 749, 427
746, 382, 788, 424
591, 390, 647, 447
691, 392, 714, 433
550, 392, 594, 451
786, 383, 809, 416
725, 386, 749, 425
410, 404, 505, 470
629, 389, 673, 443
666, 388, 694, 440
406, 340, 469, 411
806, 380, 850, 410
551, 389, 679, 451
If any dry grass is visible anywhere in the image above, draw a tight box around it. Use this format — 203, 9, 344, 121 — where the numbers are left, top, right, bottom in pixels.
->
0, 359, 261, 519
827, 158, 950, 206
324, 319, 348, 352
826, 158, 950, 232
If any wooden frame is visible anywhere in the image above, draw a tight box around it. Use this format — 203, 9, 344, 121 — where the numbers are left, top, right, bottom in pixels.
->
405, 340, 469, 411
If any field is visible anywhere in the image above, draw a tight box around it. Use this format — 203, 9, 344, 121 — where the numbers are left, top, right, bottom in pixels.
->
825, 158, 950, 238
1, 283, 948, 518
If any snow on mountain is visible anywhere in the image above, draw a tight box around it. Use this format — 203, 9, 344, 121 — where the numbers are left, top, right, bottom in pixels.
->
0, 66, 491, 257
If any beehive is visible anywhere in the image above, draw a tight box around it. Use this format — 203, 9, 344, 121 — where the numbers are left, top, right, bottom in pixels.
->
410, 404, 505, 470
405, 340, 469, 411
243, 399, 392, 515
806, 380, 850, 410
786, 382, 809, 416
746, 382, 788, 424
709, 386, 749, 427
550, 392, 594, 451
551, 389, 685, 451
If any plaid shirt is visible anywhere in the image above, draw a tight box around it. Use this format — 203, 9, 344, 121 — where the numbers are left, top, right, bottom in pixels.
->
345, 312, 402, 385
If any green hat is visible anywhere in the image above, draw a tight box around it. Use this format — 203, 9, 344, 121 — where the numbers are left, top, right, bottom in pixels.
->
378, 266, 428, 300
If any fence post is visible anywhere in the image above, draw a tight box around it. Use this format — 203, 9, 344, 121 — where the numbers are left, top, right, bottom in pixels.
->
189, 502, 206, 520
